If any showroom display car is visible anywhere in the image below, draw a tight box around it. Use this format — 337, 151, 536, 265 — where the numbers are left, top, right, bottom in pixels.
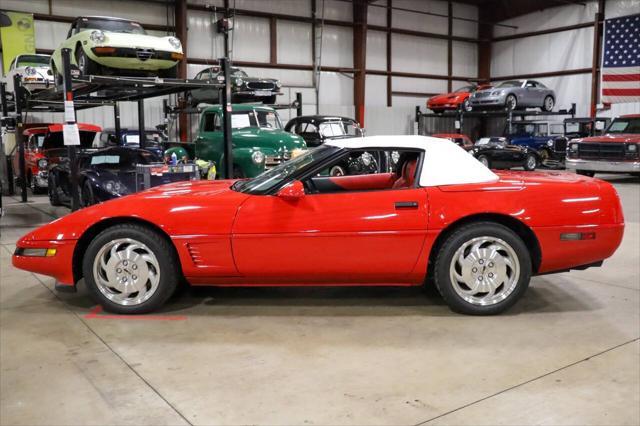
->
50, 16, 183, 81
285, 115, 364, 148
187, 66, 281, 105
471, 137, 541, 170
504, 121, 564, 164
432, 133, 474, 151
13, 136, 624, 316
565, 114, 640, 177
3, 54, 54, 101
194, 104, 306, 178
48, 146, 161, 207
11, 123, 101, 193
427, 84, 491, 113
96, 128, 166, 156
546, 117, 612, 167
470, 80, 555, 111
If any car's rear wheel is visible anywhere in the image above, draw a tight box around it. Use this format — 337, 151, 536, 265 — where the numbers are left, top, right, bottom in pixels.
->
505, 94, 518, 110
542, 96, 554, 112
76, 46, 99, 76
81, 180, 96, 207
577, 170, 596, 177
524, 153, 537, 171
477, 155, 491, 168
433, 222, 532, 315
83, 224, 179, 314
48, 176, 62, 206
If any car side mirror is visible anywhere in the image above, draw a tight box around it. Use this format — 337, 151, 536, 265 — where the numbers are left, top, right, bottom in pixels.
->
277, 180, 305, 200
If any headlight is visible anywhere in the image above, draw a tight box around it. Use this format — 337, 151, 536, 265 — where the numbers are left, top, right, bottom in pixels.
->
103, 180, 123, 194
627, 144, 638, 152
276, 81, 282, 88
546, 140, 554, 147
570, 143, 579, 151
25, 66, 36, 76
235, 78, 244, 86
37, 159, 48, 169
14, 247, 57, 257
168, 36, 182, 50
251, 150, 265, 164
391, 151, 400, 164
360, 152, 373, 167
491, 90, 503, 96
90, 30, 105, 43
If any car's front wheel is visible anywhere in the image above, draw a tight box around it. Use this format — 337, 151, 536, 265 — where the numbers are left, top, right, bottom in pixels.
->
433, 222, 532, 315
83, 224, 180, 314
477, 155, 491, 168
542, 96, 554, 112
48, 176, 62, 206
76, 47, 99, 76
524, 153, 537, 171
505, 94, 518, 110
462, 98, 472, 112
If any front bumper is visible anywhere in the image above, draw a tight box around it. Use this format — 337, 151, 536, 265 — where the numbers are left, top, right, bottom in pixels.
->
470, 94, 507, 107
12, 239, 77, 285
34, 171, 48, 188
89, 47, 180, 70
565, 158, 640, 173
427, 101, 460, 110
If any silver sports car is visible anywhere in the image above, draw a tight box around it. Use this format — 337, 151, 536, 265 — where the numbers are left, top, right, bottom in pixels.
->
470, 80, 555, 111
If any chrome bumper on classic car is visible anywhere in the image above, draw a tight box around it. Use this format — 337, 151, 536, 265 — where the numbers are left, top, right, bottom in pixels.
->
566, 158, 640, 173
34, 171, 48, 188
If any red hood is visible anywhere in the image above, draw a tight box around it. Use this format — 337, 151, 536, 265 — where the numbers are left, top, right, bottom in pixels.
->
429, 92, 469, 102
577, 133, 640, 143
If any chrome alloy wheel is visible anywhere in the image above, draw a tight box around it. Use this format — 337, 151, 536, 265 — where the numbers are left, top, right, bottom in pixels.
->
92, 238, 160, 306
544, 96, 554, 111
526, 155, 537, 170
449, 236, 520, 306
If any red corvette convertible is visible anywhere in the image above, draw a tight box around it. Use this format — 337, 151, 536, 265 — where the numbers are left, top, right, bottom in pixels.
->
13, 136, 624, 315
427, 84, 491, 113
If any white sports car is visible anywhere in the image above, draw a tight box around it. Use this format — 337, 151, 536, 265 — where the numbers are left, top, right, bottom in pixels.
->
3, 54, 54, 100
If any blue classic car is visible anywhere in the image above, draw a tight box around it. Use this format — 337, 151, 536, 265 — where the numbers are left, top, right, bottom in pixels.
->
505, 121, 564, 164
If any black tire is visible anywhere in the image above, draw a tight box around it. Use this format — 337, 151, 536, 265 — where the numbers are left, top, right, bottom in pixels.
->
48, 177, 62, 206
542, 95, 554, 112
524, 153, 537, 171
431, 108, 444, 114
462, 98, 472, 112
263, 95, 277, 105
577, 170, 596, 177
81, 180, 95, 207
477, 155, 491, 168
433, 222, 532, 315
82, 223, 180, 314
29, 173, 44, 194
159, 65, 178, 79
75, 46, 99, 76
505, 94, 517, 110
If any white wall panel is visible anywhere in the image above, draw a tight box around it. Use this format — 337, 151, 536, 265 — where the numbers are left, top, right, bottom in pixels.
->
391, 95, 426, 108
0, 0, 47, 13
367, 0, 387, 27
365, 74, 387, 106
277, 21, 312, 66
452, 2, 478, 38
230, 16, 270, 62
493, 2, 598, 38
366, 30, 386, 71
392, 77, 447, 94
452, 41, 477, 78
365, 106, 417, 135
318, 71, 353, 106
320, 0, 352, 22
51, 0, 171, 26
491, 27, 593, 77
605, 0, 640, 19
320, 25, 353, 68
187, 10, 224, 60
392, 34, 447, 74
187, 0, 311, 17
34, 20, 70, 51
392, 0, 448, 35
535, 74, 592, 117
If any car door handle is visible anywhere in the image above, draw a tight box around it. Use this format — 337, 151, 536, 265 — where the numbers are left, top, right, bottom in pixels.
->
395, 201, 419, 210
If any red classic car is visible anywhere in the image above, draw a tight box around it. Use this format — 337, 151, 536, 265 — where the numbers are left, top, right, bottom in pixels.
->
432, 133, 474, 151
565, 114, 640, 177
13, 136, 624, 316
11, 123, 101, 193
427, 84, 491, 113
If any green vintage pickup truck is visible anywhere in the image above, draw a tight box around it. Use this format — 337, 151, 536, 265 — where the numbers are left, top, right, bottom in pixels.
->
194, 104, 307, 178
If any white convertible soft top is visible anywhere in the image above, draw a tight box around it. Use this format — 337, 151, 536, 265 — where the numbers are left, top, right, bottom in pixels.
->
325, 135, 499, 187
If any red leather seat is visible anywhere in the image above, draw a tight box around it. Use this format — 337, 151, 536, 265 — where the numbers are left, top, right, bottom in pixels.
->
392, 158, 418, 189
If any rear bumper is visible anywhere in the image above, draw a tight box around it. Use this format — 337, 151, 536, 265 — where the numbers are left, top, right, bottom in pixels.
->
12, 239, 77, 285
566, 158, 640, 173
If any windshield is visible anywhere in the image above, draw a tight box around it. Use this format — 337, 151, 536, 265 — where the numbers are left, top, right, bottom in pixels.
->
233, 145, 339, 195
455, 85, 474, 93
17, 55, 49, 67
319, 121, 361, 138
607, 117, 640, 134
79, 18, 146, 34
497, 80, 522, 88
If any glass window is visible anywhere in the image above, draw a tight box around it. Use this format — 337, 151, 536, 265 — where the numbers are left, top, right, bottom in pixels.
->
607, 118, 640, 134
255, 110, 281, 129
455, 85, 474, 93
78, 17, 146, 35
16, 55, 49, 67
497, 80, 523, 88
203, 113, 219, 132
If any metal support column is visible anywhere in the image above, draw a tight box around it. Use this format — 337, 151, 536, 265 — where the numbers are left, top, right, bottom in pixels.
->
296, 92, 303, 117
61, 48, 80, 211
221, 57, 233, 179
0, 82, 13, 196
13, 74, 27, 203
113, 102, 121, 145
137, 97, 146, 150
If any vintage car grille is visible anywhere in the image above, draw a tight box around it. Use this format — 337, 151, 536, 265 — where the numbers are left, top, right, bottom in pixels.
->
136, 49, 154, 61
577, 143, 626, 160
247, 82, 275, 90
553, 138, 567, 153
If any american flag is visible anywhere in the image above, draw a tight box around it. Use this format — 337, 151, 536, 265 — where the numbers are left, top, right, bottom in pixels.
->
601, 13, 640, 104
